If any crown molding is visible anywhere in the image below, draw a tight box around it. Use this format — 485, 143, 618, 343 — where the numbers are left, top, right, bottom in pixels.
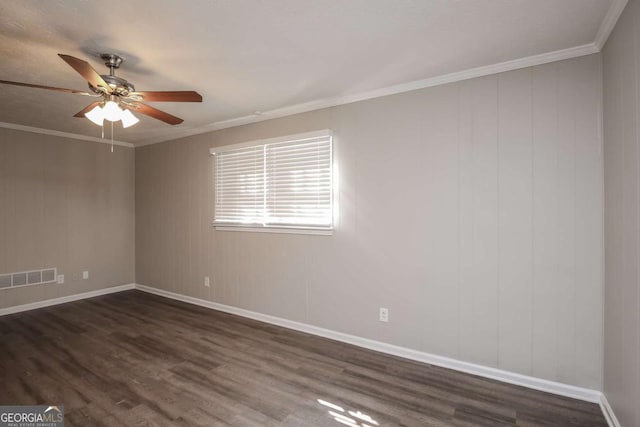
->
136, 41, 600, 147
3, 0, 627, 149
0, 122, 134, 148
595, 0, 628, 50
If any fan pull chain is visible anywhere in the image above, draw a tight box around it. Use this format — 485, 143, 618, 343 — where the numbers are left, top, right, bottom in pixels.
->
111, 121, 114, 153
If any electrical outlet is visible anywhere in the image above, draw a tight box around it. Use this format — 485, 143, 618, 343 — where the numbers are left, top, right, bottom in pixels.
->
83, 271, 89, 280
379, 307, 389, 322
57, 274, 65, 284
204, 276, 210, 287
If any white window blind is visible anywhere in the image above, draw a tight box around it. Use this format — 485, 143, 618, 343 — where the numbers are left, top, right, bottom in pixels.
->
212, 130, 333, 231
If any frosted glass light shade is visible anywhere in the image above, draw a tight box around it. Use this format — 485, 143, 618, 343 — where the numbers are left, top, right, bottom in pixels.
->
120, 109, 140, 128
102, 101, 123, 122
85, 105, 105, 126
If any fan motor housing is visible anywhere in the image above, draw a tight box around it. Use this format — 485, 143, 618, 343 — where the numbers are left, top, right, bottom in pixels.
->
88, 53, 135, 96
88, 75, 135, 96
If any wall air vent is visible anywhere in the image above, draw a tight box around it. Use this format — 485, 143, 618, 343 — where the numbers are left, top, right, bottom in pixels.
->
0, 268, 57, 290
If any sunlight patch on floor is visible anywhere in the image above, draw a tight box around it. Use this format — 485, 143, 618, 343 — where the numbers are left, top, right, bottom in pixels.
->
318, 398, 379, 427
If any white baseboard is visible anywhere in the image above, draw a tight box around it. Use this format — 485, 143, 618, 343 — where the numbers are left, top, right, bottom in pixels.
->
134, 283, 602, 404
0, 283, 136, 316
0, 282, 612, 416
600, 393, 622, 427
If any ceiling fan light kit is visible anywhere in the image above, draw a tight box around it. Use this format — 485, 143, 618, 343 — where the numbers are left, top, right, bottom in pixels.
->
0, 53, 203, 129
84, 98, 140, 128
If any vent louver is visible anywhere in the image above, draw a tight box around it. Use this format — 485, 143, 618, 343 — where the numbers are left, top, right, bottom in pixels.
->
0, 268, 57, 290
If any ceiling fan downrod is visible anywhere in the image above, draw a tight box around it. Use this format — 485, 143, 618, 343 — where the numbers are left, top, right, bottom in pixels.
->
91, 53, 135, 96
100, 53, 123, 76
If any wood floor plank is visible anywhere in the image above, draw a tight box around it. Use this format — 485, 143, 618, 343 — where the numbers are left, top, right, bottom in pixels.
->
0, 291, 607, 426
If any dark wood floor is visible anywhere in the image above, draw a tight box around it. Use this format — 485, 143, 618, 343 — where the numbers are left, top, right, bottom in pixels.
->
0, 291, 606, 426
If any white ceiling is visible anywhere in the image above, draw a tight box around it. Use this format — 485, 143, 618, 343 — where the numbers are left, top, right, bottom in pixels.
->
0, 0, 624, 145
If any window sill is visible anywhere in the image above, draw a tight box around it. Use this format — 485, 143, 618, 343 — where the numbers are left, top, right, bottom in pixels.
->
214, 225, 333, 236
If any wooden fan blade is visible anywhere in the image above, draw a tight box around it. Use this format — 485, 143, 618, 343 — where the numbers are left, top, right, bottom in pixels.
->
74, 101, 102, 118
124, 103, 183, 125
58, 54, 110, 92
0, 80, 94, 95
129, 91, 202, 102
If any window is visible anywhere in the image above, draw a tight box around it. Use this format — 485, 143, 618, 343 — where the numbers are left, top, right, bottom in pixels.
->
211, 130, 333, 233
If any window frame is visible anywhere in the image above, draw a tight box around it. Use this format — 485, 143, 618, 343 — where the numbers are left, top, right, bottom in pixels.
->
210, 129, 334, 235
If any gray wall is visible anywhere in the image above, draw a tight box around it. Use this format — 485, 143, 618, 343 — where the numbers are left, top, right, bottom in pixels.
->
136, 54, 604, 390
603, 0, 640, 425
0, 128, 135, 309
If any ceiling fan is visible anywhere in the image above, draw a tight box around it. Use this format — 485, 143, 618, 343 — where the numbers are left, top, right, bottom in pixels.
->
0, 53, 202, 128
